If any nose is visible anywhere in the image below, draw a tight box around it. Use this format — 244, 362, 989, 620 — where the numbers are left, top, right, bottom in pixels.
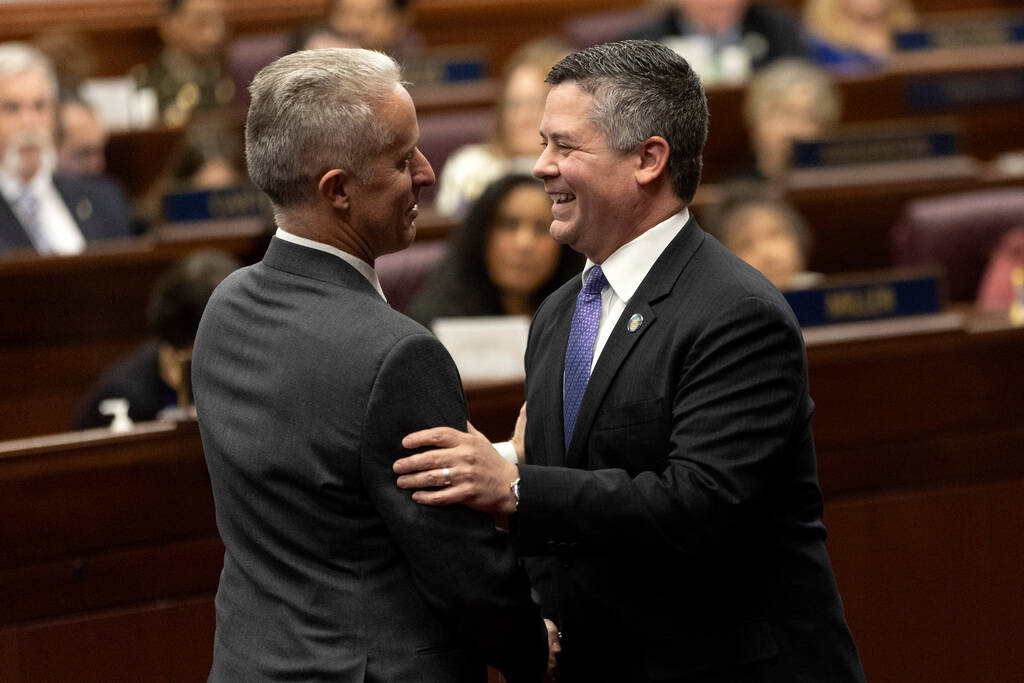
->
533, 145, 555, 179
413, 148, 435, 188
514, 224, 535, 248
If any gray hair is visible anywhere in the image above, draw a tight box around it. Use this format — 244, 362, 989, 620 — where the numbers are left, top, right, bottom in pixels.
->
743, 59, 842, 130
0, 42, 58, 100
245, 48, 402, 208
546, 40, 708, 203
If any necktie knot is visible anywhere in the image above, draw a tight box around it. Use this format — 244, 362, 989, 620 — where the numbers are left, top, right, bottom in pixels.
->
581, 265, 606, 298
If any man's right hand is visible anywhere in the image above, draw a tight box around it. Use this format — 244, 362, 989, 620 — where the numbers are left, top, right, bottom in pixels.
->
544, 619, 561, 674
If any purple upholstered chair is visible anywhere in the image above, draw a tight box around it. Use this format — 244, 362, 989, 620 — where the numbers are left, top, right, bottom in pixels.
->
377, 239, 449, 313
892, 187, 1024, 302
415, 108, 492, 205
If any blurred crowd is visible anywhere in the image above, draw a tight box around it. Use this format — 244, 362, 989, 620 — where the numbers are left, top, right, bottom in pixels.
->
1, 0, 1022, 430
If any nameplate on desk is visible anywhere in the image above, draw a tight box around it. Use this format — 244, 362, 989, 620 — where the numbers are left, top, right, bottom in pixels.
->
784, 273, 943, 327
792, 131, 957, 168
432, 316, 529, 383
404, 53, 487, 87
906, 71, 1024, 110
895, 18, 1024, 51
163, 186, 265, 222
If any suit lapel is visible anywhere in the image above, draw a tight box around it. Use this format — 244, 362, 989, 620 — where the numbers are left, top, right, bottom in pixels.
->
564, 217, 706, 467
533, 287, 578, 466
262, 235, 382, 298
0, 195, 32, 249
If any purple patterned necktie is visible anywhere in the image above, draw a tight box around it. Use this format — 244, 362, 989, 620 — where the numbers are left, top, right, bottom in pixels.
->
563, 265, 607, 449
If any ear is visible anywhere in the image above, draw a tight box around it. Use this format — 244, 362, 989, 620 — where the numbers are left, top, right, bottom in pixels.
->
634, 136, 671, 187
318, 169, 350, 210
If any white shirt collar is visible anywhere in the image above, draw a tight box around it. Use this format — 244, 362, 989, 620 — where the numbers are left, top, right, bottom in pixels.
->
581, 208, 690, 305
274, 227, 387, 301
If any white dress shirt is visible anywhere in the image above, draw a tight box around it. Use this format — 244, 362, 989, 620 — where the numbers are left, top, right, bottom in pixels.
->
0, 162, 86, 255
495, 208, 690, 464
274, 227, 387, 302
581, 208, 689, 370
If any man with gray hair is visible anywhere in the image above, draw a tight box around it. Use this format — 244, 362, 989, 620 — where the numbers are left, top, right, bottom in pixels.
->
396, 40, 865, 682
0, 42, 131, 254
191, 48, 550, 682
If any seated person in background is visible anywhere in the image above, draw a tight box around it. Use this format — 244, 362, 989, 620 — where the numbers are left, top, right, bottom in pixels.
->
32, 25, 97, 98
289, 23, 360, 53
326, 0, 421, 62
56, 96, 109, 177
976, 227, 1024, 312
0, 43, 132, 254
803, 0, 917, 73
407, 173, 583, 328
137, 117, 247, 226
132, 0, 234, 128
74, 249, 240, 429
623, 0, 807, 84
737, 58, 841, 182
435, 38, 571, 217
705, 183, 821, 290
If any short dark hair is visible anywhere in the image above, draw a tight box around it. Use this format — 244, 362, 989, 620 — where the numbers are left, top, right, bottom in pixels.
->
546, 40, 708, 202
149, 250, 240, 348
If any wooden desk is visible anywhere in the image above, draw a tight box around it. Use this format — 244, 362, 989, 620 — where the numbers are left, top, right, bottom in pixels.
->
692, 166, 1024, 277
701, 43, 1024, 184
464, 312, 1024, 683
0, 421, 220, 683
0, 225, 269, 441
1, 313, 1022, 681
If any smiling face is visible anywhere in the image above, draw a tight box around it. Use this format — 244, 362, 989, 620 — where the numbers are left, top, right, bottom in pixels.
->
345, 85, 435, 261
532, 83, 640, 263
484, 183, 561, 303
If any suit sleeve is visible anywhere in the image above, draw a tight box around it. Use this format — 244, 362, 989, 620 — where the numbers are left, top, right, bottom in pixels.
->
360, 332, 547, 683
514, 295, 810, 556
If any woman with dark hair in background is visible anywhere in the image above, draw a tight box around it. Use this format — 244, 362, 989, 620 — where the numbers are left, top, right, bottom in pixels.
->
407, 173, 583, 328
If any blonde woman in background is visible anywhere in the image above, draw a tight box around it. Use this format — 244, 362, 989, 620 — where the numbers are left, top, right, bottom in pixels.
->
740, 58, 842, 181
803, 0, 917, 72
434, 38, 571, 217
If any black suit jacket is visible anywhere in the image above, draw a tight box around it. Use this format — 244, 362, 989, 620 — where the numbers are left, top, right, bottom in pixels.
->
192, 237, 547, 682
0, 174, 132, 252
513, 218, 864, 682
625, 4, 807, 70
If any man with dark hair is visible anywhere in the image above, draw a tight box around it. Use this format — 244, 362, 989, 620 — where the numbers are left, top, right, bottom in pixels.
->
191, 48, 550, 682
327, 0, 420, 61
396, 40, 864, 682
131, 0, 233, 127
74, 250, 239, 429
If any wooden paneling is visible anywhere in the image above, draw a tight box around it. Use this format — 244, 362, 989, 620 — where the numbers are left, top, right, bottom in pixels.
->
0, 226, 270, 440
1, 313, 1023, 681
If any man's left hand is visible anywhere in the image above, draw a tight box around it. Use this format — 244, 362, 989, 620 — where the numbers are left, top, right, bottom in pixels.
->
396, 422, 519, 514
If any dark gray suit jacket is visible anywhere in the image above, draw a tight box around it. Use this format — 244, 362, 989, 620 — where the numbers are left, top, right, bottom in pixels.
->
0, 174, 132, 251
513, 218, 864, 682
193, 237, 546, 682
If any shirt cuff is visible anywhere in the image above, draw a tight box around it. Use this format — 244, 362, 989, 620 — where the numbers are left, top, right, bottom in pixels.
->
493, 440, 519, 464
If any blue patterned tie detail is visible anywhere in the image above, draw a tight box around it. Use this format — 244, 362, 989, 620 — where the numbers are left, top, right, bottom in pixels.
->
563, 265, 607, 450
